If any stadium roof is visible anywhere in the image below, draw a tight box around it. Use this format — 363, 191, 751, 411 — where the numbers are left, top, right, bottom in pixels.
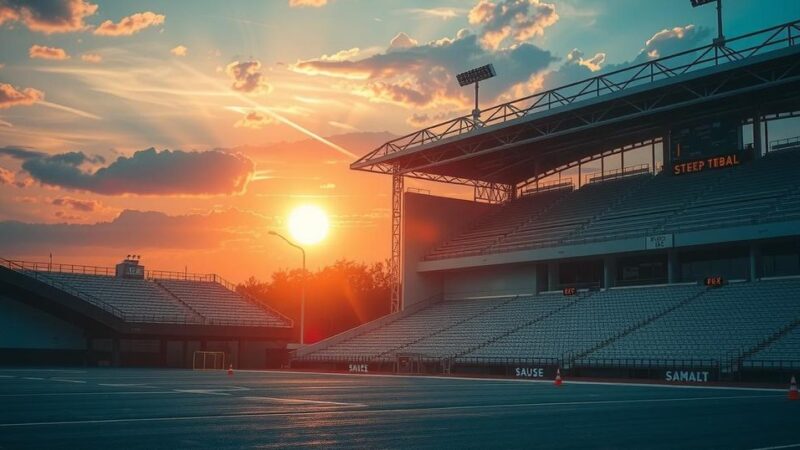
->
351, 20, 800, 187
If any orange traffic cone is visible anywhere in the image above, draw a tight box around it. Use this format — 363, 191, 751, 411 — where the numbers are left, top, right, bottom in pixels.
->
554, 368, 563, 387
789, 376, 798, 401
227, 364, 234, 376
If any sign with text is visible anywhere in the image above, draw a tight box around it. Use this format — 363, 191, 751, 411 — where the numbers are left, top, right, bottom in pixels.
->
562, 287, 578, 296
704, 276, 724, 288
664, 370, 713, 383
646, 234, 674, 250
348, 363, 368, 373
672, 152, 746, 176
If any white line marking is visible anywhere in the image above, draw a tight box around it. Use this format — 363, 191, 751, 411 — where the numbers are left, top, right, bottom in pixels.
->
241, 396, 366, 407
97, 383, 150, 387
21, 377, 44, 381
750, 444, 800, 450
0, 393, 778, 428
0, 391, 177, 397
172, 389, 231, 396
249, 370, 785, 392
49, 378, 86, 384
0, 369, 85, 373
0, 375, 15, 378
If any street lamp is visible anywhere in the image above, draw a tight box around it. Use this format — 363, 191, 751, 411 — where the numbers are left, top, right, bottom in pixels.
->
268, 230, 307, 345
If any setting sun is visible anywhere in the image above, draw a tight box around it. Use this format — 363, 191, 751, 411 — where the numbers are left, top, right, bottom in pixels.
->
287, 205, 329, 245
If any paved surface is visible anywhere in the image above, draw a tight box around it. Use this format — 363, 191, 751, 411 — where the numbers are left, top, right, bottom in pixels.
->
0, 368, 796, 449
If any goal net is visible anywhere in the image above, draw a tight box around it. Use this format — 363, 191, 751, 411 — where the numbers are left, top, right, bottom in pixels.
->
192, 351, 226, 370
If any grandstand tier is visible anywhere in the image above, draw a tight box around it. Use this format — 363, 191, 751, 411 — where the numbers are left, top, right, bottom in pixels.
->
0, 259, 294, 369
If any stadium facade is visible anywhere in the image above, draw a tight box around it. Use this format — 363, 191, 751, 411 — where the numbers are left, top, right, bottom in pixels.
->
0, 257, 293, 368
293, 20, 800, 383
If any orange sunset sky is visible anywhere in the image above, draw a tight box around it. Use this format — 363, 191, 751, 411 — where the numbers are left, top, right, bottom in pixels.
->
1, 0, 797, 282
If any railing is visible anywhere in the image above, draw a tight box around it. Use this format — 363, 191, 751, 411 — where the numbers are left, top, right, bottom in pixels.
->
0, 257, 127, 320
769, 135, 800, 152
7, 260, 115, 276
521, 178, 574, 194
354, 19, 800, 167
146, 269, 217, 283
585, 164, 650, 184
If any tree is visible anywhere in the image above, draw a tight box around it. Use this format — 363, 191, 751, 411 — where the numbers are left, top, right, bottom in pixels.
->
238, 259, 391, 343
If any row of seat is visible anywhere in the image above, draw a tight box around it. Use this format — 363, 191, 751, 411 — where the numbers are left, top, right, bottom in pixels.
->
30, 272, 289, 327
298, 278, 800, 367
427, 149, 800, 260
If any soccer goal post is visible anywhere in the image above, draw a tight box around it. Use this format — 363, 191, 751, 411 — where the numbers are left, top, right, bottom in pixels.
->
192, 351, 226, 370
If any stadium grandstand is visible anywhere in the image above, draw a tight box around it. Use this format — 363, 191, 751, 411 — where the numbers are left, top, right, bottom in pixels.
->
292, 19, 800, 383
0, 256, 293, 368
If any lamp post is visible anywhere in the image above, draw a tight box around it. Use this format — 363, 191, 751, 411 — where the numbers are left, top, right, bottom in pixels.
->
268, 231, 306, 345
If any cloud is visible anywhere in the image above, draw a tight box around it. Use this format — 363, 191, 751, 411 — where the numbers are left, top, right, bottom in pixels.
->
81, 52, 102, 63
29, 45, 70, 60
320, 47, 360, 62
234, 111, 272, 129
0, 165, 13, 184
170, 45, 188, 57
468, 0, 559, 50
0, 146, 47, 159
406, 111, 455, 127
15, 147, 254, 195
292, 30, 555, 109
635, 24, 709, 61
51, 196, 100, 212
225, 60, 271, 94
388, 32, 418, 50
93, 11, 165, 36
0, 84, 44, 109
0, 0, 97, 34
319, 183, 336, 190
54, 210, 82, 221
566, 48, 605, 72
288, 0, 328, 7
0, 208, 273, 251
404, 8, 463, 20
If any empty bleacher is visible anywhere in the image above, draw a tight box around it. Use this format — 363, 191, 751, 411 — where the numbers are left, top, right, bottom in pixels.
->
297, 279, 800, 370
426, 188, 569, 260
425, 149, 800, 261
464, 284, 702, 361
302, 297, 503, 360
156, 279, 290, 327
743, 323, 800, 369
580, 278, 800, 365
43, 272, 200, 324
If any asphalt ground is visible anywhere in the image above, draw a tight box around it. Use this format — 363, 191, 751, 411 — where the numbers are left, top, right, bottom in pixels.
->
0, 368, 796, 449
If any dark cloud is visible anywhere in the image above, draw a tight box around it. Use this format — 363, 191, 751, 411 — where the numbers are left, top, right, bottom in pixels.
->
14, 147, 254, 195
0, 0, 98, 34
293, 30, 555, 109
0, 208, 271, 251
52, 196, 100, 212
0, 146, 47, 159
226, 60, 271, 94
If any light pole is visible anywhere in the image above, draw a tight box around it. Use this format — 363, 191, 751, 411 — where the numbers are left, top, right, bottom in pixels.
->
268, 231, 306, 345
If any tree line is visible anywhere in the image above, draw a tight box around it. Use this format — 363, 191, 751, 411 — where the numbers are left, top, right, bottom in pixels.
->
237, 259, 392, 343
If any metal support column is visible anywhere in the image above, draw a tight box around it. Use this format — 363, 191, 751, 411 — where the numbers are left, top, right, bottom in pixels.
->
753, 113, 763, 160
390, 171, 403, 313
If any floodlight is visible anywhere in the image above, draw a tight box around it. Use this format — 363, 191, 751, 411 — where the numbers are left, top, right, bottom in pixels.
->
456, 64, 496, 87
455, 64, 497, 123
691, 0, 724, 44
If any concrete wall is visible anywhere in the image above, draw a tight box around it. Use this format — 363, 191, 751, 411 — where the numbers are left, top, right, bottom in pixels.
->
0, 295, 86, 350
402, 192, 494, 308
443, 263, 539, 299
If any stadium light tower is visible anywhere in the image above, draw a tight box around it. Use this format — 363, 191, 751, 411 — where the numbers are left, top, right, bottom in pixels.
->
691, 0, 724, 45
268, 230, 307, 345
456, 64, 496, 124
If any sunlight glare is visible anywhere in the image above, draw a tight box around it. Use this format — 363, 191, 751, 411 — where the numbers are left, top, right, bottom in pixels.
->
288, 204, 329, 245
